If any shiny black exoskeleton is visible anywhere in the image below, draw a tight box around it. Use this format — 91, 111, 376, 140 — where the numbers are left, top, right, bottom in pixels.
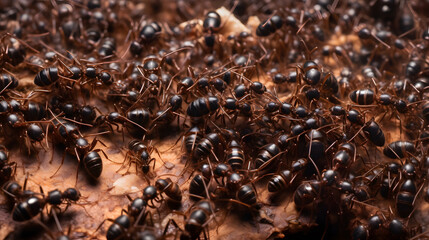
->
82, 151, 103, 179
363, 120, 385, 146
189, 174, 210, 199
12, 196, 43, 221
256, 15, 282, 37
186, 96, 220, 118
396, 179, 417, 218
293, 180, 322, 208
350, 89, 375, 105
124, 139, 156, 174
193, 132, 221, 160
0, 73, 18, 93
383, 141, 415, 159
34, 67, 59, 86
184, 126, 203, 154
268, 170, 292, 193
181, 200, 213, 240
255, 143, 280, 170
155, 178, 182, 203
45, 187, 81, 206
106, 215, 131, 240
0, 145, 14, 183
225, 140, 244, 170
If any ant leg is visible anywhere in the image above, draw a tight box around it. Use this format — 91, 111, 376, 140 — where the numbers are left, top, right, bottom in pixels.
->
163, 218, 182, 236
74, 165, 80, 187
62, 117, 93, 128
223, 198, 252, 208
73, 148, 82, 187
397, 114, 403, 138
134, 158, 140, 176
49, 138, 56, 164
23, 172, 29, 191
50, 149, 67, 178
210, 150, 221, 163
307, 133, 322, 178
33, 146, 42, 171
94, 148, 119, 163
0, 80, 13, 95
146, 211, 154, 226
124, 157, 137, 175
151, 158, 156, 170
131, 207, 148, 227
151, 146, 165, 163
320, 210, 330, 240
108, 122, 120, 132
249, 151, 282, 175
34, 219, 55, 239
121, 117, 148, 133
203, 227, 209, 240
90, 218, 115, 238
51, 207, 63, 232
116, 152, 129, 173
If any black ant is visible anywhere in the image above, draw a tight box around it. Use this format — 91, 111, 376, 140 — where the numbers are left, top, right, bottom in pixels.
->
0, 145, 15, 184
118, 139, 164, 181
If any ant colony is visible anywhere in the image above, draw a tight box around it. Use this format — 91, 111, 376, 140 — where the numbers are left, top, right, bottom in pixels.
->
2, 0, 429, 240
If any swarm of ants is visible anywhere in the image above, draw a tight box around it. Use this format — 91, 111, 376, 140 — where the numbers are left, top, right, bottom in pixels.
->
2, 0, 429, 239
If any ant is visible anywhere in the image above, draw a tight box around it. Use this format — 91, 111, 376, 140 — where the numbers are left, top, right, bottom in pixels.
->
140, 178, 183, 211
1, 110, 49, 155
48, 110, 110, 182
4, 179, 81, 222
94, 109, 149, 137
0, 145, 15, 184
155, 177, 182, 207
118, 139, 164, 181
40, 212, 87, 240
94, 194, 156, 240
352, 212, 424, 240
163, 200, 216, 240
0, 69, 19, 96
0, 32, 39, 67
